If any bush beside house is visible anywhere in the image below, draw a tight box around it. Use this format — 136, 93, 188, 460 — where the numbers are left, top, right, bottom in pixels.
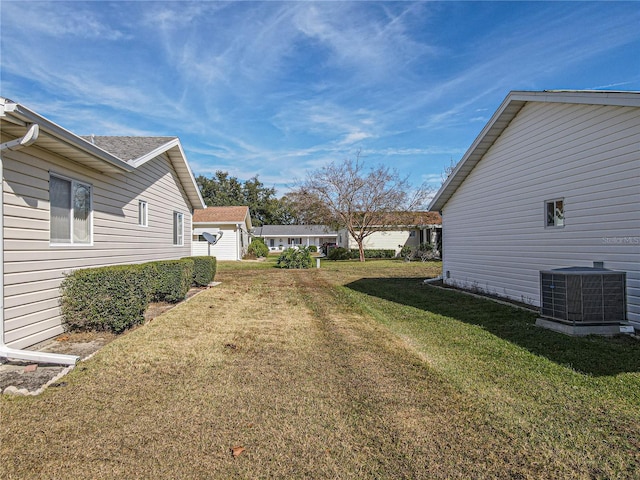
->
184, 256, 217, 287
247, 238, 269, 258
60, 264, 156, 333
60, 256, 217, 334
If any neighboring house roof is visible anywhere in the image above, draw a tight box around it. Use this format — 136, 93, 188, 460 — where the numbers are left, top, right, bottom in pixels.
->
0, 98, 205, 209
255, 225, 338, 237
429, 90, 640, 212
193, 206, 252, 226
378, 211, 441, 226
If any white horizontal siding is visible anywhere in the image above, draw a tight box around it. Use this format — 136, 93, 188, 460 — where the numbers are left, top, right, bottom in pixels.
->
2, 145, 196, 349
347, 229, 420, 254
442, 102, 640, 327
192, 224, 240, 261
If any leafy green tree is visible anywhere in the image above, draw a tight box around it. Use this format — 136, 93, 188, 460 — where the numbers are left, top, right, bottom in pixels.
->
196, 171, 283, 226
197, 171, 243, 206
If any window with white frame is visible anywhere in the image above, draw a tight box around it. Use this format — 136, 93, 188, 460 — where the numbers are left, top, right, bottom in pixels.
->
173, 211, 184, 245
138, 200, 148, 227
50, 174, 92, 244
545, 199, 564, 227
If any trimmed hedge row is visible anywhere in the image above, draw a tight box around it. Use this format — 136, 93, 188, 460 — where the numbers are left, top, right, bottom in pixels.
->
60, 256, 217, 333
183, 256, 217, 287
355, 249, 396, 259
152, 259, 194, 303
60, 264, 156, 333
327, 247, 396, 260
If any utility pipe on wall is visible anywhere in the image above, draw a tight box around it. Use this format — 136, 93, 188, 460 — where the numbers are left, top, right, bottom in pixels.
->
0, 124, 79, 365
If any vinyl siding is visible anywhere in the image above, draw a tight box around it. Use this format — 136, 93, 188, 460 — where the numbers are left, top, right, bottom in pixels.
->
345, 229, 420, 254
191, 223, 242, 261
441, 102, 640, 326
2, 145, 195, 348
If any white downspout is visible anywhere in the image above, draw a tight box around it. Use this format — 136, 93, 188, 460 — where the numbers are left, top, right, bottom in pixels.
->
0, 124, 79, 365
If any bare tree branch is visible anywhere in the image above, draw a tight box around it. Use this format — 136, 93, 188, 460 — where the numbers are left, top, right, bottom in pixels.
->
290, 154, 432, 261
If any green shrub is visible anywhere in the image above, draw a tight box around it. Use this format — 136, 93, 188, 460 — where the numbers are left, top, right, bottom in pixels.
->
60, 263, 156, 333
308, 245, 318, 253
328, 247, 351, 260
151, 259, 194, 303
276, 247, 313, 269
399, 245, 412, 258
348, 249, 396, 259
248, 238, 269, 257
183, 256, 217, 286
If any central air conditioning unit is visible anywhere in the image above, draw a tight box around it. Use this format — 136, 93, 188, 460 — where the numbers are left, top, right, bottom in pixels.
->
536, 267, 627, 336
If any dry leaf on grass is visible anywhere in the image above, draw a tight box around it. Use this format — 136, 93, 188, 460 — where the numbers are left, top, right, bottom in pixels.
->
231, 446, 246, 457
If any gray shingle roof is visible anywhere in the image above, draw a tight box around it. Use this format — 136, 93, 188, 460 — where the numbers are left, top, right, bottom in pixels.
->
80, 136, 177, 162
255, 225, 338, 237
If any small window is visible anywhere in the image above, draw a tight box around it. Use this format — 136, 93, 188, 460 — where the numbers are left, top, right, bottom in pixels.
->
269, 239, 274, 247
50, 174, 92, 245
173, 212, 184, 245
138, 200, 148, 227
409, 231, 416, 238
545, 199, 564, 227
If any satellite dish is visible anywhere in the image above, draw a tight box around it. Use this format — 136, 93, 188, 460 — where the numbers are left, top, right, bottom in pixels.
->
202, 231, 221, 245
202, 231, 223, 256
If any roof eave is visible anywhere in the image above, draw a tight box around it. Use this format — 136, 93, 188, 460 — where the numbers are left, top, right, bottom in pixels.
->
130, 138, 205, 210
428, 90, 640, 212
1, 98, 133, 173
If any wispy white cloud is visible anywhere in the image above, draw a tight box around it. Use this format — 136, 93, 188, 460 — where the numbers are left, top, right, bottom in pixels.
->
1, 1, 129, 40
2, 1, 638, 200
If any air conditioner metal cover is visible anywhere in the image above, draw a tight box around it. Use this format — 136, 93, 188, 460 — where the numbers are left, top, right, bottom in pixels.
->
540, 267, 626, 326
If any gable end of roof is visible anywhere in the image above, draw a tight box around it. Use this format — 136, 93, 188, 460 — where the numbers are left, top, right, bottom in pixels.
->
429, 90, 640, 212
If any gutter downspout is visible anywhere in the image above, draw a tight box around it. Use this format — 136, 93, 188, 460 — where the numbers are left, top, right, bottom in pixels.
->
0, 124, 79, 365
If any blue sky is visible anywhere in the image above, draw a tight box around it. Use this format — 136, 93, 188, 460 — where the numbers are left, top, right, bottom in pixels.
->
1, 1, 639, 196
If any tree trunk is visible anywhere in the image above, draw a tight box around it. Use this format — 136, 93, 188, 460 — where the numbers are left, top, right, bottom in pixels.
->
357, 240, 366, 262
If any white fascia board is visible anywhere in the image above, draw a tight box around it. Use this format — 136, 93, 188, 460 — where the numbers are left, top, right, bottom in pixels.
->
127, 137, 180, 168
193, 221, 239, 226
510, 90, 640, 107
1, 99, 132, 172
131, 138, 206, 209
429, 89, 640, 212
429, 92, 522, 211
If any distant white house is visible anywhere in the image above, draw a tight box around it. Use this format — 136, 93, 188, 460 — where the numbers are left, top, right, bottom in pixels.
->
0, 98, 205, 362
337, 211, 442, 255
253, 225, 338, 252
429, 90, 639, 329
192, 206, 252, 261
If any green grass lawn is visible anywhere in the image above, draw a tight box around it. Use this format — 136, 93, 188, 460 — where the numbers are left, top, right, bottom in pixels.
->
2, 260, 638, 478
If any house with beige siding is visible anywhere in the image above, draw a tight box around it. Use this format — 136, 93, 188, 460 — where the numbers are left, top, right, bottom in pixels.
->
429, 90, 640, 330
337, 211, 442, 256
192, 206, 252, 261
0, 97, 205, 364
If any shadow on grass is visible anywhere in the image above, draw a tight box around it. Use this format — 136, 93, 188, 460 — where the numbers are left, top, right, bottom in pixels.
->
345, 277, 640, 377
